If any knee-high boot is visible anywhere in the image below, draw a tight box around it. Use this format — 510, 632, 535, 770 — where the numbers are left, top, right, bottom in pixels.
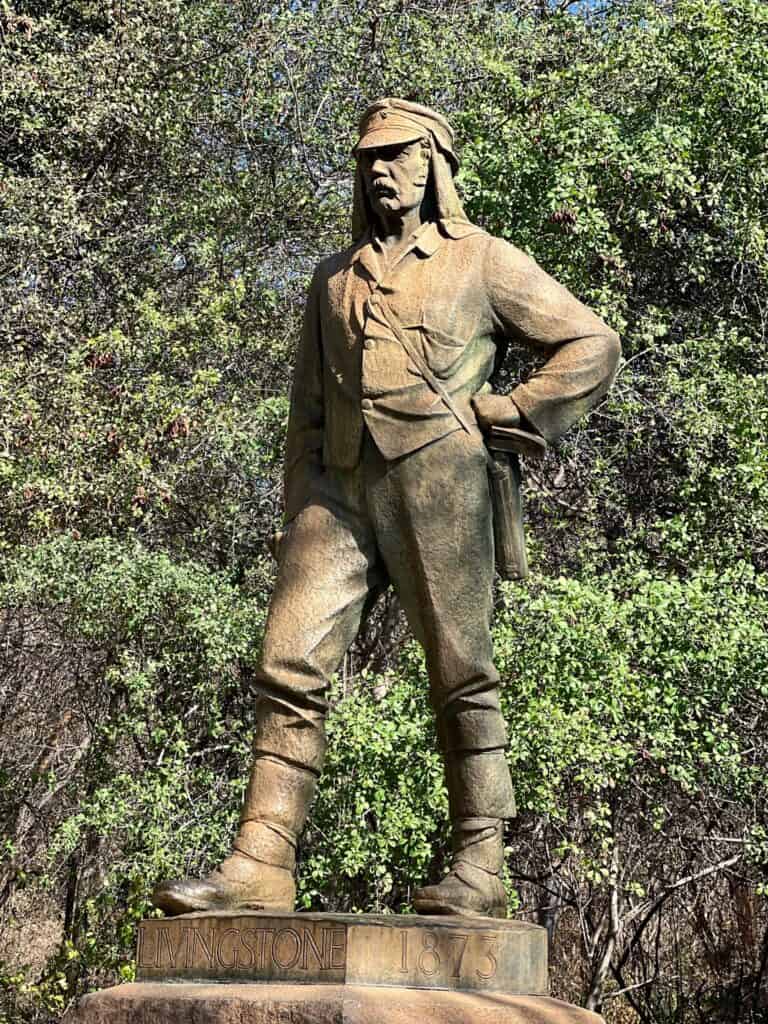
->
152, 700, 324, 916
413, 744, 515, 919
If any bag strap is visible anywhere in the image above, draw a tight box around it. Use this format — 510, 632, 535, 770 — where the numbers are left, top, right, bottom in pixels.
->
376, 295, 474, 436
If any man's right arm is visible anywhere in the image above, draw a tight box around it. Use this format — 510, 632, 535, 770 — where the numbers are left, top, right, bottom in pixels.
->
283, 266, 325, 525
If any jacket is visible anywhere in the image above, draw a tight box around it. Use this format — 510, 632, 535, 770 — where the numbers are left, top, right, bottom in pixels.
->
283, 218, 621, 523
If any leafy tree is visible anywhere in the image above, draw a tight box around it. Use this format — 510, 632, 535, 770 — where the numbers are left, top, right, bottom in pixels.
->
1, 1, 766, 1022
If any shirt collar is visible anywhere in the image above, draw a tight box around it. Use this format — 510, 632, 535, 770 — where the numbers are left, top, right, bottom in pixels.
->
411, 219, 443, 257
371, 218, 439, 259
350, 218, 483, 279
351, 232, 382, 279
352, 219, 444, 276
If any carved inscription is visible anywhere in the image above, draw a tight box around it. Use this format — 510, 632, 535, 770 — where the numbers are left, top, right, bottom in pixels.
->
344, 921, 513, 992
395, 929, 499, 983
136, 914, 548, 994
138, 922, 346, 975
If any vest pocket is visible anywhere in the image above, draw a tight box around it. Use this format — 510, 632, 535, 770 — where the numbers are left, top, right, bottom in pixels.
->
418, 322, 467, 379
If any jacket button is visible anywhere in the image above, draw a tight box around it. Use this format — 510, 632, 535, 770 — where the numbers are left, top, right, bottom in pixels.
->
361, 398, 374, 410
364, 338, 376, 350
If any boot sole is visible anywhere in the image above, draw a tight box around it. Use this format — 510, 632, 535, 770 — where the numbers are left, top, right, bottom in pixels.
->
413, 897, 507, 920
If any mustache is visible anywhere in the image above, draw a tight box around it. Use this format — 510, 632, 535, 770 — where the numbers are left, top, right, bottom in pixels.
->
369, 179, 396, 195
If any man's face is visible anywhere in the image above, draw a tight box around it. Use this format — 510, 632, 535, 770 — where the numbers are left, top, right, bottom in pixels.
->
358, 139, 430, 220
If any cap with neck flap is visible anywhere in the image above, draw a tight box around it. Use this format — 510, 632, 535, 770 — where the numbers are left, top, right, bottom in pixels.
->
354, 98, 459, 173
351, 98, 467, 240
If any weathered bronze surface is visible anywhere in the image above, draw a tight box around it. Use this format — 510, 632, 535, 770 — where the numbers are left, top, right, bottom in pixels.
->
67, 983, 604, 1024
135, 911, 547, 995
152, 98, 621, 921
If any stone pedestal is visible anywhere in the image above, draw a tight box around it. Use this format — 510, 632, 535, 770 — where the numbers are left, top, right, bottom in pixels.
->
67, 982, 603, 1023
135, 910, 547, 993
65, 912, 604, 1023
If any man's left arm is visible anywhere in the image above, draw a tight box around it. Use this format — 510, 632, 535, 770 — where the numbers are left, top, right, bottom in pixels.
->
474, 236, 621, 442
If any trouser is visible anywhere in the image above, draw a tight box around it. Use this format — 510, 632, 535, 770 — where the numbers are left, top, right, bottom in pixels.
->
250, 427, 516, 824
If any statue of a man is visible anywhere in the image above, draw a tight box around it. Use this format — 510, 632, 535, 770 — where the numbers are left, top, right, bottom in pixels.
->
153, 99, 620, 920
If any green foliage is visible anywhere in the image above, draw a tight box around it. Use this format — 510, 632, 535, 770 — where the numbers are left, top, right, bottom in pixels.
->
302, 671, 446, 913
498, 567, 767, 818
1, 1, 767, 1022
0, 536, 265, 1015
458, 0, 768, 576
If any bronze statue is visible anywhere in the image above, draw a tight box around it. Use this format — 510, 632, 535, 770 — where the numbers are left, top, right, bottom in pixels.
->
153, 99, 620, 920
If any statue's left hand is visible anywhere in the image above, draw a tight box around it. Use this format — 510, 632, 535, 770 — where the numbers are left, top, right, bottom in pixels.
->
471, 393, 521, 433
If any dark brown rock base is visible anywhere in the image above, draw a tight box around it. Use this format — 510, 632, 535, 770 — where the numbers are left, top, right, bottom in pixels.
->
66, 981, 604, 1024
